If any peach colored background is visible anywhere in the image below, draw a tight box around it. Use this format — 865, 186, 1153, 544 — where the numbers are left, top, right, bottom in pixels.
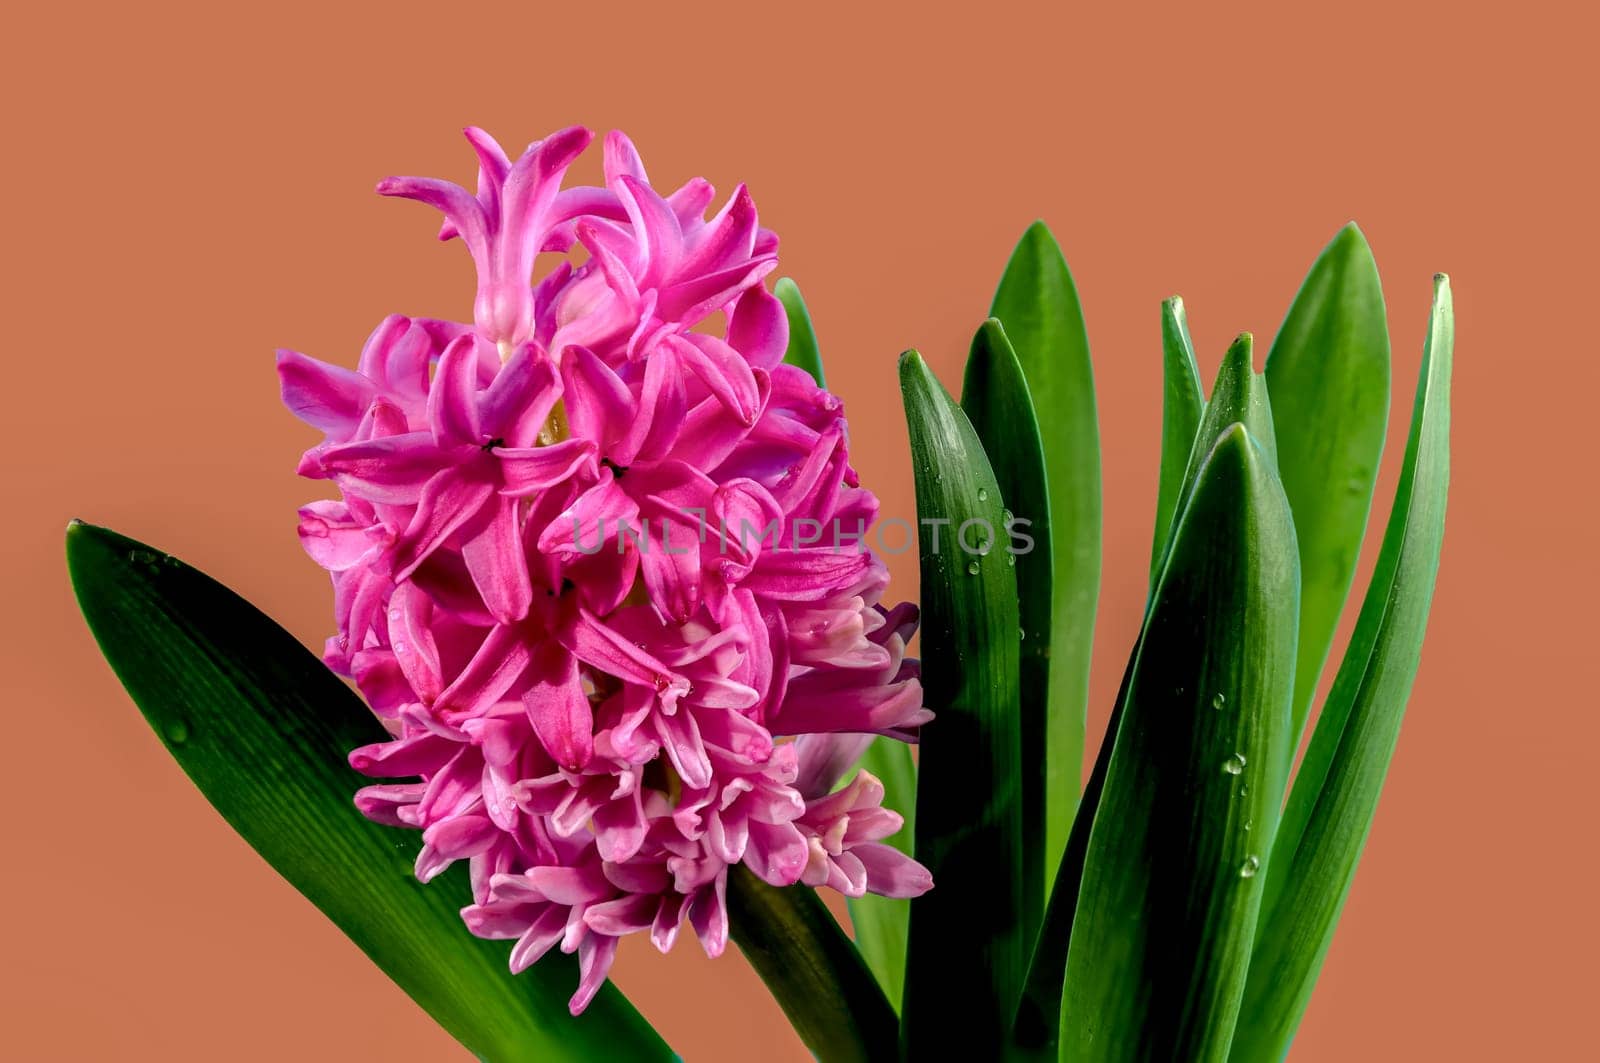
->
4, 1, 1594, 1058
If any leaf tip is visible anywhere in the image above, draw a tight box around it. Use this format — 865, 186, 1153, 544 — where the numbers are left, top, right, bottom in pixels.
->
1023, 218, 1055, 242
1226, 331, 1255, 367
898, 349, 932, 390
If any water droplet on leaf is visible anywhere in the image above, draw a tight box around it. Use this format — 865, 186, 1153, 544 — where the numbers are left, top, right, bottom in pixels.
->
966, 560, 980, 575
164, 718, 191, 745
1212, 692, 1226, 710
977, 487, 989, 502
1239, 855, 1260, 878
1221, 753, 1246, 775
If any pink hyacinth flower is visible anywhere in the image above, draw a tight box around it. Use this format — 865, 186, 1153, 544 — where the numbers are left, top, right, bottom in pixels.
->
282, 124, 932, 1015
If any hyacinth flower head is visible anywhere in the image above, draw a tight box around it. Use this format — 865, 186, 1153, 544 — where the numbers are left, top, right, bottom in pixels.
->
276, 125, 932, 1013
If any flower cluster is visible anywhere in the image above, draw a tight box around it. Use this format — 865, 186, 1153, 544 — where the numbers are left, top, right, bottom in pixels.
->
280, 126, 932, 1013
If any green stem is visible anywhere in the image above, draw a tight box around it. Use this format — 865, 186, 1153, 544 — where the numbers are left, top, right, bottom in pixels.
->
726, 866, 898, 1062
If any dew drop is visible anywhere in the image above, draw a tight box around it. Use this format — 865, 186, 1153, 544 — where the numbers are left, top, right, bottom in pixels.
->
1238, 855, 1260, 879
1018, 627, 1027, 641
1221, 753, 1246, 775
389, 608, 401, 623
1212, 692, 1227, 710
1002, 508, 1014, 525
966, 560, 981, 575
394, 640, 407, 654
976, 538, 993, 556
164, 717, 191, 745
1007, 554, 1017, 567
977, 487, 989, 502
1243, 820, 1254, 833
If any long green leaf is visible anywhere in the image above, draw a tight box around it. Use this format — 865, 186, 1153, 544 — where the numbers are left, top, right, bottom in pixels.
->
775, 276, 826, 387
1231, 275, 1453, 1063
962, 317, 1053, 939
1151, 296, 1206, 581
990, 221, 1100, 878
727, 866, 899, 1062
899, 350, 1025, 1059
1060, 425, 1299, 1062
1013, 334, 1276, 1055
1265, 223, 1391, 743
846, 736, 918, 1011
65, 522, 671, 1063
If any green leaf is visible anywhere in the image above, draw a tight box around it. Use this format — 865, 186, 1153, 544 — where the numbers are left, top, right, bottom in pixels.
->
990, 220, 1101, 893
1012, 334, 1277, 1055
898, 350, 1026, 1058
846, 736, 918, 1012
961, 317, 1053, 940
727, 866, 899, 1062
1060, 424, 1299, 1062
1231, 275, 1453, 1063
776, 276, 827, 387
1265, 223, 1391, 743
1151, 296, 1206, 581
65, 522, 671, 1063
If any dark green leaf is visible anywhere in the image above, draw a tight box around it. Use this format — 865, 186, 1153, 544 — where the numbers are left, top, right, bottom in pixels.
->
65, 522, 671, 1063
962, 317, 1053, 940
1060, 425, 1299, 1062
898, 350, 1026, 1058
846, 736, 918, 1011
1014, 332, 1278, 1055
1231, 275, 1452, 1063
1151, 296, 1206, 581
776, 276, 826, 387
990, 221, 1100, 877
727, 865, 899, 1062
1265, 223, 1391, 744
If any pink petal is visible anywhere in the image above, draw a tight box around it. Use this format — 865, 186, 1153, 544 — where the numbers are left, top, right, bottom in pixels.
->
319, 432, 443, 506
428, 334, 484, 448
667, 332, 760, 426
727, 284, 789, 371
617, 174, 683, 286
277, 349, 377, 437
856, 842, 934, 898
461, 493, 531, 624
495, 439, 595, 497
522, 646, 594, 771
687, 873, 729, 958
392, 470, 496, 581
569, 933, 620, 1015
436, 623, 533, 720
582, 892, 657, 937
509, 907, 570, 973
560, 344, 637, 455
479, 342, 561, 447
